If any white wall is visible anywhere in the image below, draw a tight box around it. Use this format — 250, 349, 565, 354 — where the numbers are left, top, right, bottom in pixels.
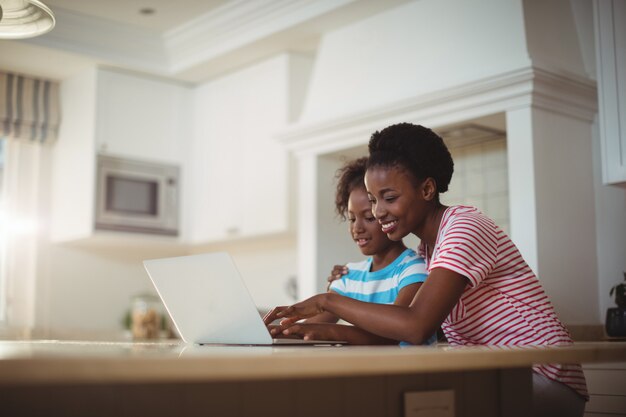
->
301, 0, 529, 122
50, 68, 97, 242
35, 244, 165, 337
523, 0, 589, 77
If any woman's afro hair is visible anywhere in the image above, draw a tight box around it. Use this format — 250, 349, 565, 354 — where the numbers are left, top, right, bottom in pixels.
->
367, 123, 453, 193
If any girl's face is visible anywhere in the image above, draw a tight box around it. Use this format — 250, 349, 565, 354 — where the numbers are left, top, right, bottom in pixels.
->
364, 166, 428, 241
347, 186, 395, 256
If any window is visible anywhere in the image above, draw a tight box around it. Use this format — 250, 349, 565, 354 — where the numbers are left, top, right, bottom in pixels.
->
0, 137, 6, 322
0, 72, 60, 330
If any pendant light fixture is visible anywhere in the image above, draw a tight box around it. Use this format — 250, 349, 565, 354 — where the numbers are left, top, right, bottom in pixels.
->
0, 0, 55, 39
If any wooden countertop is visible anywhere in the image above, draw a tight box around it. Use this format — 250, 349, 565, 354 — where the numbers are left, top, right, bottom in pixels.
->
1, 340, 625, 385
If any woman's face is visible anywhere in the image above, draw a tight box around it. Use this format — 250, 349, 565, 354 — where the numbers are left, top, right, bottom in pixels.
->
347, 186, 395, 256
364, 166, 426, 241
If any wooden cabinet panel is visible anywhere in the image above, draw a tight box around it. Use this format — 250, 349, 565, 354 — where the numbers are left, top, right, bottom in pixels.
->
584, 363, 626, 416
585, 369, 626, 396
586, 395, 626, 414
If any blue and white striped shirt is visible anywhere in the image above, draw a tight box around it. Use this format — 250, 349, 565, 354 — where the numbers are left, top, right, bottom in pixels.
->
329, 248, 427, 304
330, 248, 435, 345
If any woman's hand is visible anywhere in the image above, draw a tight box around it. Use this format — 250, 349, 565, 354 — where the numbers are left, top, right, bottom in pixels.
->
265, 324, 306, 340
326, 265, 348, 290
263, 294, 328, 333
279, 323, 339, 341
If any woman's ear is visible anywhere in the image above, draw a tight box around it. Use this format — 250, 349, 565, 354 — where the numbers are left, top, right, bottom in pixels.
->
421, 177, 438, 201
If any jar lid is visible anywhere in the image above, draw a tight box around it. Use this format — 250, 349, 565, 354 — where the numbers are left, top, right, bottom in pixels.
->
131, 293, 160, 302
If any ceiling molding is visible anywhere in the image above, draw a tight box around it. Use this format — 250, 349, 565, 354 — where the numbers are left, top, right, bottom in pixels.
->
275, 67, 598, 157
164, 0, 355, 73
15, 0, 410, 82
530, 67, 599, 124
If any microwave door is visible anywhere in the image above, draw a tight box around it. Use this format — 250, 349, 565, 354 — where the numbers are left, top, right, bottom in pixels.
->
96, 169, 172, 234
106, 174, 159, 216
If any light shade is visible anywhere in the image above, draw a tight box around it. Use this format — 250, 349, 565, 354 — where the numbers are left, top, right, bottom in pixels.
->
0, 0, 55, 39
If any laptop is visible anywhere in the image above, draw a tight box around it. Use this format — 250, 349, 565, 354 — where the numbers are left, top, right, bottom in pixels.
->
143, 252, 344, 346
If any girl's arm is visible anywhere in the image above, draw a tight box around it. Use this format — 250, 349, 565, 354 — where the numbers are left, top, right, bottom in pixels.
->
326, 264, 348, 290
281, 283, 423, 344
280, 322, 397, 345
265, 268, 467, 345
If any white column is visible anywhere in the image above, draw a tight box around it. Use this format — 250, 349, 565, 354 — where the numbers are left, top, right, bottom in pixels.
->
506, 107, 539, 273
507, 105, 599, 323
296, 153, 319, 299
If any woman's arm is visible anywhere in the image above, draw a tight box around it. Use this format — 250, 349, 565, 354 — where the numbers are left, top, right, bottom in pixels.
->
300, 290, 341, 324
265, 268, 467, 345
301, 310, 339, 324
281, 283, 423, 344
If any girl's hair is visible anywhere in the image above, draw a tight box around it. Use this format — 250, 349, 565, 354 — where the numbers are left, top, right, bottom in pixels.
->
367, 123, 454, 193
335, 157, 368, 220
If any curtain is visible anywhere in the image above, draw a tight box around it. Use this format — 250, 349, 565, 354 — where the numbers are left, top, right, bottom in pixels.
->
0, 139, 50, 335
0, 71, 60, 143
0, 71, 58, 333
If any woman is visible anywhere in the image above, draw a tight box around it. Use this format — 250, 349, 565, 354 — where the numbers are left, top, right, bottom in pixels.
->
269, 157, 431, 345
264, 123, 587, 416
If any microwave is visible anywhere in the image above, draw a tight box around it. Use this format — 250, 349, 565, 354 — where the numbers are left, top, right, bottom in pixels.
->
95, 154, 180, 236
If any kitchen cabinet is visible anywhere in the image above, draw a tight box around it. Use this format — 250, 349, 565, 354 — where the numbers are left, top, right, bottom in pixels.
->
595, 0, 626, 185
95, 69, 191, 164
50, 68, 190, 243
583, 362, 626, 416
187, 54, 308, 243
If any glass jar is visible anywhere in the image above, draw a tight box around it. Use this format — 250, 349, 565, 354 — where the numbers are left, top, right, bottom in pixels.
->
131, 293, 163, 340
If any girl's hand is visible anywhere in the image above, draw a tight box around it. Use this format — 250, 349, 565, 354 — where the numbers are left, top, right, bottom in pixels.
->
326, 265, 348, 290
263, 294, 328, 333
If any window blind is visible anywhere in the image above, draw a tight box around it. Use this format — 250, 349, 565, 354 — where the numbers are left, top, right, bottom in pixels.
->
0, 71, 60, 143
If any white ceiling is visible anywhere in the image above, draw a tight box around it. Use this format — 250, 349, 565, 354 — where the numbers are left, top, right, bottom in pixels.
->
43, 0, 229, 32
2, 0, 412, 83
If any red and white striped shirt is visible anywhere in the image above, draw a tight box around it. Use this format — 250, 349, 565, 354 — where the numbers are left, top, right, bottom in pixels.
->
420, 205, 588, 399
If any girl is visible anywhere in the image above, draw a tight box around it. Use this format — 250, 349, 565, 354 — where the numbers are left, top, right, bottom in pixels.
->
269, 157, 431, 345
264, 123, 587, 416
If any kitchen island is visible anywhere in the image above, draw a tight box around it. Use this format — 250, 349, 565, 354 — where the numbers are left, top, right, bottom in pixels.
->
1, 340, 625, 417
